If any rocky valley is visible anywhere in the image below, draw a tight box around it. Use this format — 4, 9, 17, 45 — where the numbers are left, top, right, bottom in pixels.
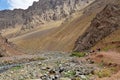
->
0, 0, 120, 80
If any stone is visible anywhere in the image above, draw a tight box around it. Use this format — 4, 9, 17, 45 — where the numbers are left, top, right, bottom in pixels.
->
80, 75, 87, 80
41, 67, 47, 70
60, 77, 71, 80
49, 69, 56, 74
59, 67, 65, 73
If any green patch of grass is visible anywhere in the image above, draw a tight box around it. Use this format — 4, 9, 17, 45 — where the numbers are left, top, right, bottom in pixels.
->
64, 70, 76, 77
29, 57, 46, 61
95, 68, 112, 78
11, 65, 23, 70
70, 52, 86, 57
102, 46, 115, 51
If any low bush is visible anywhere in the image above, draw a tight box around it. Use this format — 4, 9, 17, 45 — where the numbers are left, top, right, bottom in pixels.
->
70, 52, 86, 57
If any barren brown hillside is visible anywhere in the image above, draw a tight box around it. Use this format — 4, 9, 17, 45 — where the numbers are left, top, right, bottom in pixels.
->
0, 35, 23, 57
10, 0, 120, 53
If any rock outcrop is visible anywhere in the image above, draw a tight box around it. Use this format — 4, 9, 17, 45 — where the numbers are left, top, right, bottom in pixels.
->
73, 4, 120, 52
0, 0, 94, 30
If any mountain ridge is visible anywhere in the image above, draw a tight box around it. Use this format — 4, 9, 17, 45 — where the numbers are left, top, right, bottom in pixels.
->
0, 0, 94, 31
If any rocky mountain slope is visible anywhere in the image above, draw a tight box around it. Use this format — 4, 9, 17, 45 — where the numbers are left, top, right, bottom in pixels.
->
74, 4, 120, 52
10, 0, 120, 52
0, 0, 94, 31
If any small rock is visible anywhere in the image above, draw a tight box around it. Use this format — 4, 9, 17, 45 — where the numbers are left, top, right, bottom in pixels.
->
41, 67, 47, 70
60, 77, 71, 80
49, 69, 56, 74
80, 75, 87, 79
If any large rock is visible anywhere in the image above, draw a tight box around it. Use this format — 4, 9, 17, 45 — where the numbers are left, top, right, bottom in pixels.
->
73, 4, 120, 52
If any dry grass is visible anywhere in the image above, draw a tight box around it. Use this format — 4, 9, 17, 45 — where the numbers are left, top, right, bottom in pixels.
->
1, 26, 22, 38
95, 68, 112, 78
87, 51, 120, 80
10, 20, 63, 42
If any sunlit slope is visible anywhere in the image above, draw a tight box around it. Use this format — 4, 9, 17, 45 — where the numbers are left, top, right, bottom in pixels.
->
11, 11, 97, 52
11, 0, 119, 52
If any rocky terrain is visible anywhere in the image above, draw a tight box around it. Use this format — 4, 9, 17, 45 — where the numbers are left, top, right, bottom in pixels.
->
0, 0, 120, 80
0, 52, 98, 80
10, 0, 120, 52
0, 34, 23, 57
0, 0, 94, 32
74, 4, 120, 52
0, 51, 120, 80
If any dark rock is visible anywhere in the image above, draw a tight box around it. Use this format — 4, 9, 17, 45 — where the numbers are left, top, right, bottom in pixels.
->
59, 67, 64, 73
49, 69, 56, 74
73, 4, 120, 52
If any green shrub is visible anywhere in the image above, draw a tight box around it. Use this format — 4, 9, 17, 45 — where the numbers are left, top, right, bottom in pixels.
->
70, 52, 86, 57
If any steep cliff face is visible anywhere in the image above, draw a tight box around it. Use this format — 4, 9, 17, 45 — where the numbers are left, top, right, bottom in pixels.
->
73, 4, 120, 52
0, 0, 94, 30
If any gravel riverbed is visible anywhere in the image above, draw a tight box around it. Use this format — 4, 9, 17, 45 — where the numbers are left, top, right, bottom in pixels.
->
0, 52, 96, 80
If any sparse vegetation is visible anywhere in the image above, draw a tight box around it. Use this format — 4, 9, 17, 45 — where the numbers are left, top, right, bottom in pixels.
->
98, 60, 105, 67
102, 46, 114, 51
70, 52, 86, 57
29, 57, 46, 61
64, 70, 76, 77
11, 65, 23, 70
95, 68, 112, 78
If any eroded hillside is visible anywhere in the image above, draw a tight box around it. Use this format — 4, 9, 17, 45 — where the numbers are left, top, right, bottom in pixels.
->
0, 35, 23, 57
0, 0, 95, 38
74, 4, 120, 52
11, 0, 120, 53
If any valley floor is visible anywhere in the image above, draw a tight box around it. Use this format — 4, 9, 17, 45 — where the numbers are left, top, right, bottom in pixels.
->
0, 51, 94, 80
0, 51, 120, 80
